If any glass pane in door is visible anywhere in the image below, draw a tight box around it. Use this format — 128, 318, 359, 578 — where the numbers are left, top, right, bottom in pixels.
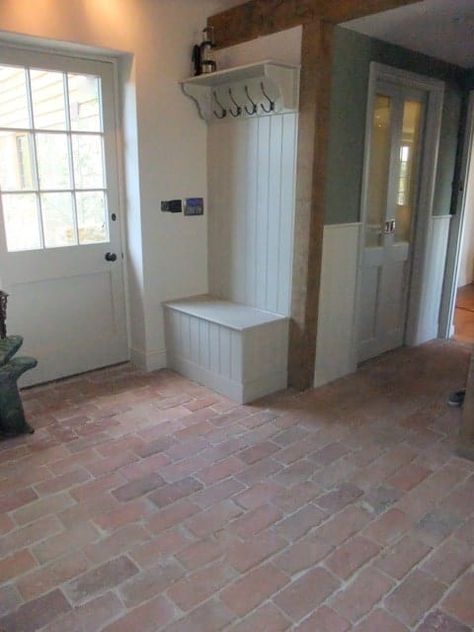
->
395, 99, 423, 242
30, 70, 67, 130
0, 64, 108, 253
76, 191, 107, 244
0, 65, 30, 128
41, 192, 76, 248
68, 74, 102, 132
365, 95, 392, 247
2, 193, 41, 251
0, 131, 35, 191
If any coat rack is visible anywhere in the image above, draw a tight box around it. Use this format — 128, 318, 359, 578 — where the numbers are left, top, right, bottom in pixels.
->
181, 60, 300, 121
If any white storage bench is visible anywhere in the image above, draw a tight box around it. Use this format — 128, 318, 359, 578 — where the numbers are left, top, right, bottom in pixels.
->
164, 295, 289, 403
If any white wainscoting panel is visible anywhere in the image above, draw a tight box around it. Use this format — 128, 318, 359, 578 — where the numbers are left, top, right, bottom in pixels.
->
208, 113, 298, 316
412, 215, 452, 345
314, 223, 361, 388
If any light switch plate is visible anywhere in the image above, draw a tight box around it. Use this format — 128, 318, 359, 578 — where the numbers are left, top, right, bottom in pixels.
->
161, 200, 182, 213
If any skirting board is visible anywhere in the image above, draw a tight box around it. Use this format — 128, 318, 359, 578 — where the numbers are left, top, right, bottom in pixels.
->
130, 347, 167, 372
314, 223, 361, 388
169, 354, 287, 404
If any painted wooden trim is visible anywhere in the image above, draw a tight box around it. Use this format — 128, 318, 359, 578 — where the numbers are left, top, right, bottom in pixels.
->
288, 19, 333, 390
181, 61, 300, 120
207, 0, 422, 49
405, 75, 445, 345
314, 222, 361, 387
371, 62, 445, 93
411, 215, 451, 345
439, 91, 474, 339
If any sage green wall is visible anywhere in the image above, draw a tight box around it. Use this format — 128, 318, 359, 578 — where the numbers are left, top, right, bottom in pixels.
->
465, 69, 474, 90
325, 27, 466, 225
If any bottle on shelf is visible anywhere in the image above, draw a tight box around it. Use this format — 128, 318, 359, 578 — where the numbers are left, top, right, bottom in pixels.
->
200, 26, 216, 74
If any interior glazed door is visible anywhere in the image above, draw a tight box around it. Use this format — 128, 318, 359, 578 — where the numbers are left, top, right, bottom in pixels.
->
0, 48, 128, 385
358, 80, 426, 362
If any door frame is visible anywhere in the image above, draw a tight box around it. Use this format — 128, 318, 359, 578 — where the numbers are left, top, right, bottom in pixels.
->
0, 38, 132, 376
439, 90, 474, 339
352, 62, 445, 366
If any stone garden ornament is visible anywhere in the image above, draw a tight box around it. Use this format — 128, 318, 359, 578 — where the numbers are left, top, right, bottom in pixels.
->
0, 290, 37, 436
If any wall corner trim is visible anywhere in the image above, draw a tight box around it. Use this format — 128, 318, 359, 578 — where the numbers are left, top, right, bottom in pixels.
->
314, 221, 361, 388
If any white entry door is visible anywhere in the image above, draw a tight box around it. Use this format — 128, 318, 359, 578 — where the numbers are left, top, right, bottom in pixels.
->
358, 80, 426, 362
0, 48, 128, 385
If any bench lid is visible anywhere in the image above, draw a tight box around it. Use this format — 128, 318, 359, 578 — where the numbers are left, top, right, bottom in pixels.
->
164, 295, 287, 331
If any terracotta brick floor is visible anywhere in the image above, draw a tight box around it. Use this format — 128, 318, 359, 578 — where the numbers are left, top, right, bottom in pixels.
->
1, 340, 473, 631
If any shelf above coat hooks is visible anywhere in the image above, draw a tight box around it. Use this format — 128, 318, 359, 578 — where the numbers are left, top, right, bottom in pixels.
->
180, 60, 300, 121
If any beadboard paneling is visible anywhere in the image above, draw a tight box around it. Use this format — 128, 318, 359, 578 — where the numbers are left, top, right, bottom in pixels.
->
208, 113, 298, 315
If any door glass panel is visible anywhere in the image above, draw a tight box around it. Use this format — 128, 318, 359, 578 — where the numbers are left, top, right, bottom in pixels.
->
41, 192, 76, 248
0, 63, 109, 253
2, 193, 41, 251
30, 70, 67, 130
36, 133, 71, 189
68, 74, 102, 132
0, 65, 30, 128
0, 131, 35, 191
365, 95, 392, 247
76, 191, 107, 244
72, 134, 105, 189
395, 99, 423, 242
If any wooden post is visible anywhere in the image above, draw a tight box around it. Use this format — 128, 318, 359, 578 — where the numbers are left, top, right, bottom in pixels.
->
458, 352, 474, 461
288, 20, 334, 390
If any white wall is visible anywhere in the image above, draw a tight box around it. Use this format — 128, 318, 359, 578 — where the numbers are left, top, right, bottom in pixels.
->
458, 139, 474, 287
0, 0, 229, 370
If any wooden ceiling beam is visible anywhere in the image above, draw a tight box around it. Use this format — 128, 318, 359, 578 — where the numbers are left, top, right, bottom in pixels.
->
208, 0, 424, 49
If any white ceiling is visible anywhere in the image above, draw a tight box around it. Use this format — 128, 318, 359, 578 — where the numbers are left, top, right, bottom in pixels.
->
344, 0, 474, 69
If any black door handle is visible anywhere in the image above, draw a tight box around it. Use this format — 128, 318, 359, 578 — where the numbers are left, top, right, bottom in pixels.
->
105, 252, 117, 262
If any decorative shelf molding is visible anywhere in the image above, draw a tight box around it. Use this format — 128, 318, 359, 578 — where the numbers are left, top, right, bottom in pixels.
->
181, 60, 300, 121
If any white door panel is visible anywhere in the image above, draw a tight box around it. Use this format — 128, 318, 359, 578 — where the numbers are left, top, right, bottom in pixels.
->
359, 266, 380, 353
0, 48, 128, 386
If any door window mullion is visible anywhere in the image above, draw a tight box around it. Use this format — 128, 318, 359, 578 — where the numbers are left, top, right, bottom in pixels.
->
25, 67, 45, 249
64, 73, 79, 246
384, 91, 405, 242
